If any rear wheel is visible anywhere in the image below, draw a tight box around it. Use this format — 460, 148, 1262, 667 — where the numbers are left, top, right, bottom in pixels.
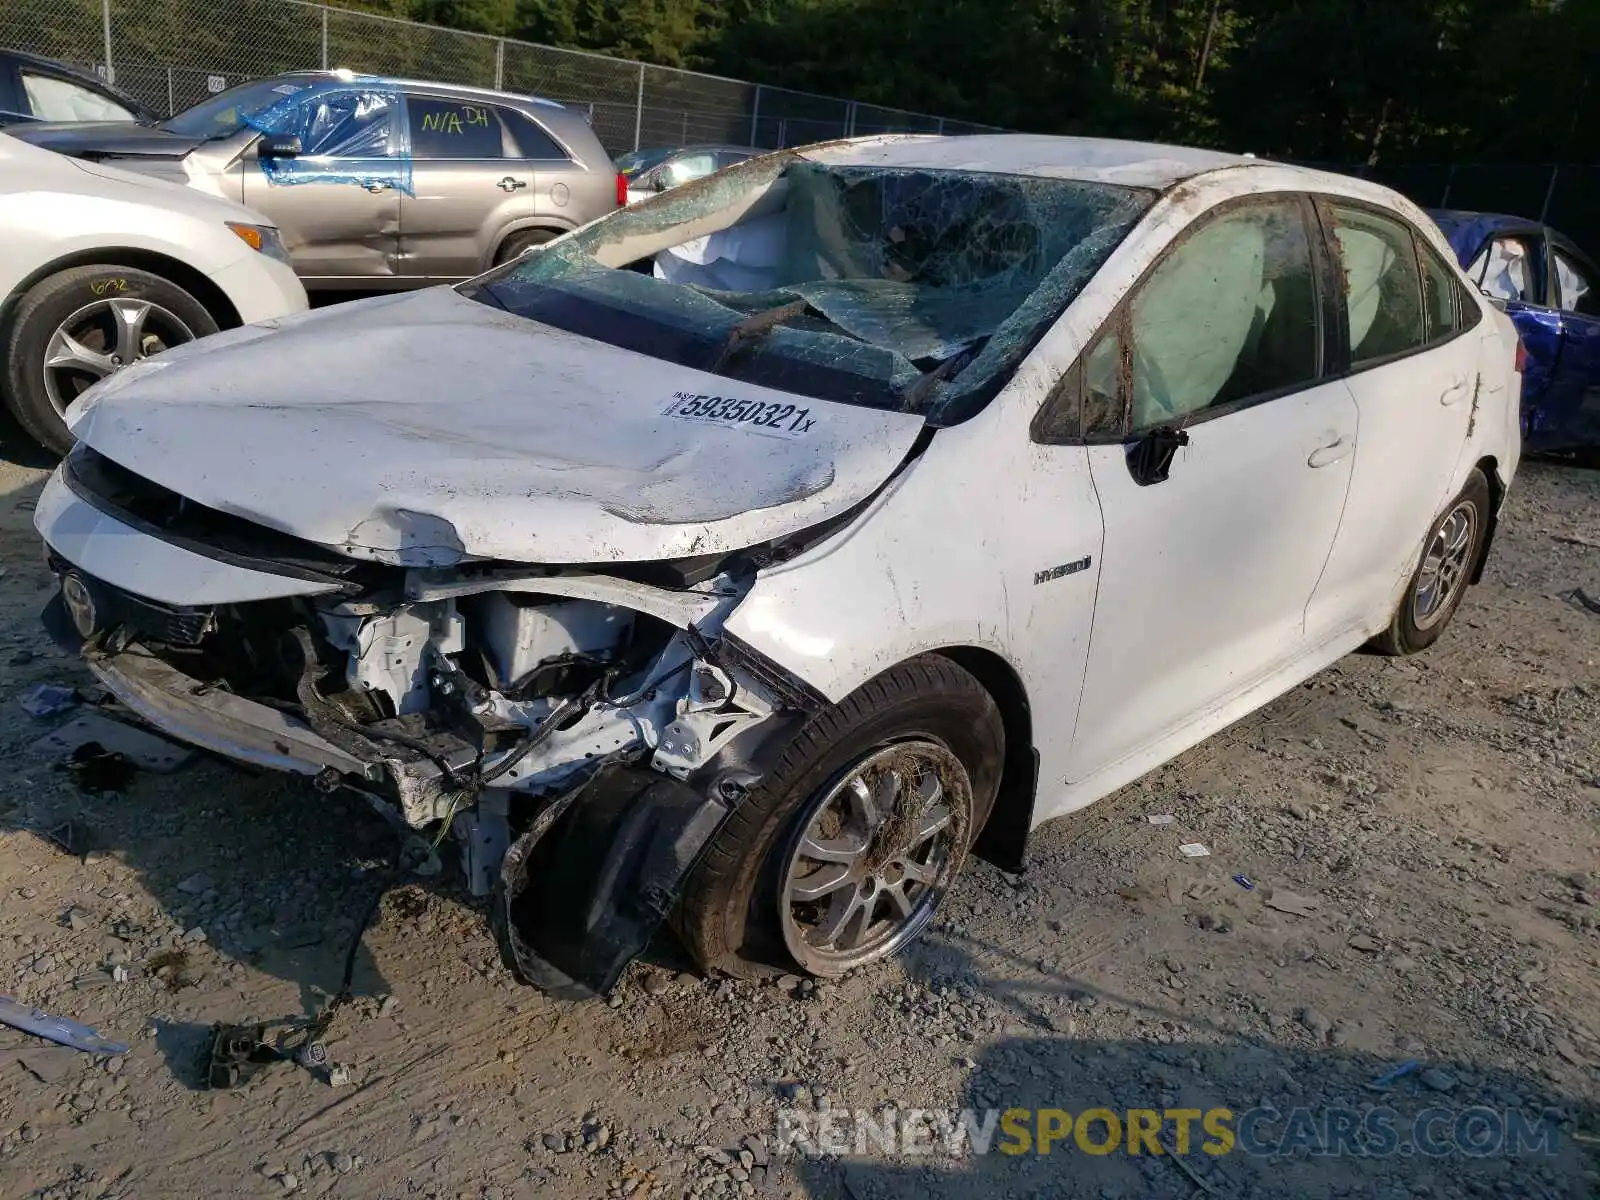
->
493, 229, 559, 266
1, 265, 217, 455
1370, 469, 1490, 655
674, 655, 1004, 978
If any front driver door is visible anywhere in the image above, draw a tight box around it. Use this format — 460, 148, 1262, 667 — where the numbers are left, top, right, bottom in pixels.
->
240, 86, 403, 283
1064, 195, 1358, 783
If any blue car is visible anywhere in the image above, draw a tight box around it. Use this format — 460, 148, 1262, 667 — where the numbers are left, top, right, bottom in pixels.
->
1429, 209, 1600, 453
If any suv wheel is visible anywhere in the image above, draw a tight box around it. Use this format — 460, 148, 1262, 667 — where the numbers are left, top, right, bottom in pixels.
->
493, 229, 559, 266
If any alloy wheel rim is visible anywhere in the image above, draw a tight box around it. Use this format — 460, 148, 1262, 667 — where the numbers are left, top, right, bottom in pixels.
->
42, 297, 195, 417
1412, 501, 1477, 630
778, 739, 971, 976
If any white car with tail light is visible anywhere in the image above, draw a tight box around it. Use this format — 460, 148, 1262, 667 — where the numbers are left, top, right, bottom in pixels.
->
33, 135, 1521, 995
0, 131, 306, 454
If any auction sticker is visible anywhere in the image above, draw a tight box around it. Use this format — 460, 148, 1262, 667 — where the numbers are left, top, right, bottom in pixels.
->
663, 391, 818, 438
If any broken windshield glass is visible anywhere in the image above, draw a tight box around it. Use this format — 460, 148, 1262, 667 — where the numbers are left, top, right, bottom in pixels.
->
464, 158, 1153, 422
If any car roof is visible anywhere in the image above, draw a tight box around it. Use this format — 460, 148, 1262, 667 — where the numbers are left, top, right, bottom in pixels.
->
799, 133, 1249, 189
1427, 207, 1596, 265
1429, 208, 1545, 238
274, 69, 566, 111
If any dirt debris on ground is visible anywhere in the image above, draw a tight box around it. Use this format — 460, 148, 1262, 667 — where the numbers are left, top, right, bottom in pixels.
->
0, 452, 1595, 1200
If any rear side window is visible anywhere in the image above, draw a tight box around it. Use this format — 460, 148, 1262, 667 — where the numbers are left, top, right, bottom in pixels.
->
499, 107, 569, 160
1419, 239, 1463, 342
407, 96, 502, 159
1327, 204, 1427, 367
1556, 250, 1597, 316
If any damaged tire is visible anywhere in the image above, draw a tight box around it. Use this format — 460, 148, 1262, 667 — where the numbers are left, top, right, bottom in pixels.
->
1370, 469, 1490, 656
674, 655, 1004, 979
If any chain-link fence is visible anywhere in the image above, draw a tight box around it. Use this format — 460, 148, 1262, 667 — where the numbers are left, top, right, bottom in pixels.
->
3, 0, 1000, 155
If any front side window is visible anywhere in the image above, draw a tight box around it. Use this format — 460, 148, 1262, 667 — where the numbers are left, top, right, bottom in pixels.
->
1123, 199, 1319, 429
1555, 250, 1596, 316
286, 89, 396, 158
1466, 236, 1540, 304
407, 96, 502, 159
463, 159, 1153, 422
22, 72, 135, 123
1328, 204, 1427, 367
245, 84, 405, 192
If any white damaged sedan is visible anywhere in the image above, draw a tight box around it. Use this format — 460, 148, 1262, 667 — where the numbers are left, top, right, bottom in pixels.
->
35, 134, 1522, 994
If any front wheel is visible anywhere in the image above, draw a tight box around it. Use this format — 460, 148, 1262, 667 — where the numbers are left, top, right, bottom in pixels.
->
1370, 469, 1491, 655
1, 265, 218, 455
674, 655, 1004, 978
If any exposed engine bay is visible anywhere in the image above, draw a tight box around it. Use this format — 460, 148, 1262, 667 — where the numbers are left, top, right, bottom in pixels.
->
41, 444, 845, 996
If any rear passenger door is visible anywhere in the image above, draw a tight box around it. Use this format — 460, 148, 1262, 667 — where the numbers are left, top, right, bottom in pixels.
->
400, 93, 533, 280
1307, 201, 1482, 636
1543, 245, 1600, 449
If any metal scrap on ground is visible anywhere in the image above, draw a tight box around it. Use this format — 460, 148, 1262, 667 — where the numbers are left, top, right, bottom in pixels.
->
0, 995, 129, 1055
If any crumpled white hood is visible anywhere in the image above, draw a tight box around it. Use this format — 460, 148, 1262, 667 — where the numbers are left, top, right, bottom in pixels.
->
69, 287, 926, 567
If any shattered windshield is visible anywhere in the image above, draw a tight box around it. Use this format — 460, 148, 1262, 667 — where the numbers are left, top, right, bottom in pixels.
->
160, 78, 312, 139
463, 158, 1153, 422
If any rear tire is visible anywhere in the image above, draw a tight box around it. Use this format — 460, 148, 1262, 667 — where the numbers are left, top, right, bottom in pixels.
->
493, 229, 560, 266
674, 655, 1004, 979
1370, 469, 1490, 655
1, 265, 217, 456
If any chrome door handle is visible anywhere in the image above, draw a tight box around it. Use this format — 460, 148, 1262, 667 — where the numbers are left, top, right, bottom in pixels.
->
365, 182, 389, 193
1308, 438, 1354, 468
497, 176, 527, 192
1440, 376, 1470, 405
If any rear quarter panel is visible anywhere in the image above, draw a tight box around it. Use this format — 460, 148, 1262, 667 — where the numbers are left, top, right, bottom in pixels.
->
1469, 302, 1523, 490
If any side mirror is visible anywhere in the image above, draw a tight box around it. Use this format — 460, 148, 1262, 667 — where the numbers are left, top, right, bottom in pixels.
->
258, 134, 302, 159
651, 171, 670, 193
1125, 426, 1190, 487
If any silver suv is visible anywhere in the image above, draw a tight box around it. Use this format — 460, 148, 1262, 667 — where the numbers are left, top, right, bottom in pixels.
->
12, 71, 621, 288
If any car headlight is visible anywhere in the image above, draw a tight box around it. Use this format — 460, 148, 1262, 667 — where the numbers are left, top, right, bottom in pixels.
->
226, 221, 292, 266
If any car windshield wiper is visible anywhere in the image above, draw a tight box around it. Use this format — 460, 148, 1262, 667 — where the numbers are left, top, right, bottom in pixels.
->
706, 299, 810, 374
899, 338, 987, 411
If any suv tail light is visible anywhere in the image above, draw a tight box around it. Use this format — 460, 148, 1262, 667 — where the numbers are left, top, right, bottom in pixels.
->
1514, 338, 1528, 374
615, 172, 628, 208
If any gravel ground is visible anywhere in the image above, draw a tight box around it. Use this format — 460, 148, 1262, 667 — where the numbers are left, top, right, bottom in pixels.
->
0, 448, 1596, 1200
